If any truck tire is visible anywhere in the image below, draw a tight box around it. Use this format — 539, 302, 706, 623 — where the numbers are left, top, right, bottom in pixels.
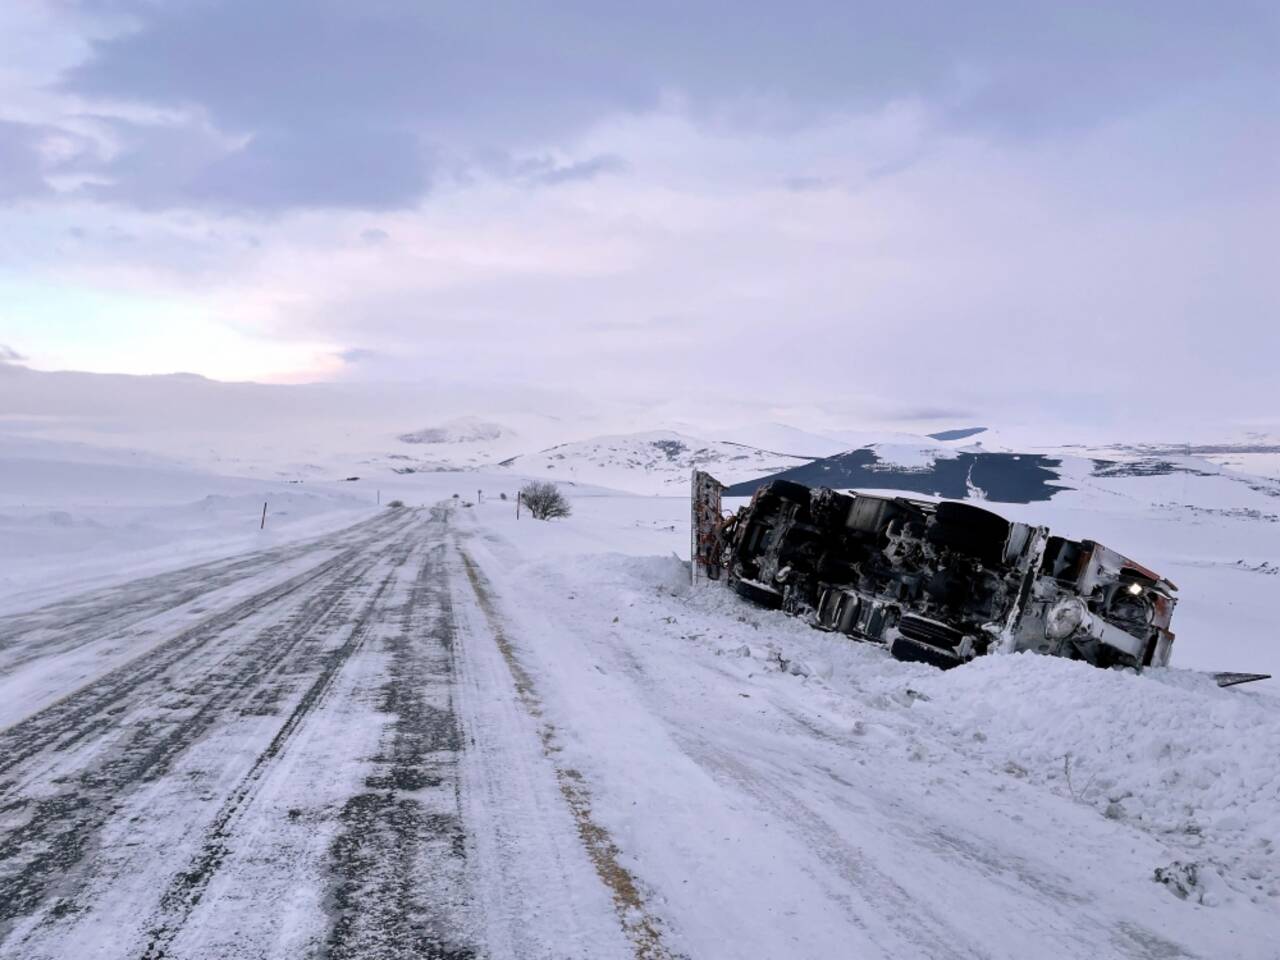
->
888, 635, 964, 670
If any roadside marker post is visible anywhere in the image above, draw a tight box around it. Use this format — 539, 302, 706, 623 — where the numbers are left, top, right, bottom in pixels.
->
260, 501, 267, 530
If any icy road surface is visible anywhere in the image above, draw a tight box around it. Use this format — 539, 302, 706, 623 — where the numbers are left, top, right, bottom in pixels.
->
0, 507, 629, 959
2, 502, 1277, 959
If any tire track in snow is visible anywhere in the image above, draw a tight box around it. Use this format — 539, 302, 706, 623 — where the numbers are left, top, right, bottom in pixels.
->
458, 548, 682, 960
763, 702, 1203, 960
595, 623, 1092, 958
669, 731, 989, 960
0, 546, 358, 781
0, 512, 426, 947
322, 529, 479, 960
0, 511, 401, 679
137, 518, 433, 960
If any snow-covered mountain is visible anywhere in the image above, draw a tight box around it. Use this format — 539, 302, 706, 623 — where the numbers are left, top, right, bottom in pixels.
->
379, 416, 529, 472
1083, 439, 1280, 482
495, 430, 819, 495
398, 416, 508, 446
684, 422, 850, 458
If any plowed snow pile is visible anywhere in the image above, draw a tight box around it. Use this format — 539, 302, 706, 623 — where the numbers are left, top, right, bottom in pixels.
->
0, 435, 377, 608
680, 566, 1280, 905
912, 657, 1279, 903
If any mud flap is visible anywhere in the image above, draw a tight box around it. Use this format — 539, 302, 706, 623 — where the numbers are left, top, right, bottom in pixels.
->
734, 578, 784, 610
1213, 672, 1272, 688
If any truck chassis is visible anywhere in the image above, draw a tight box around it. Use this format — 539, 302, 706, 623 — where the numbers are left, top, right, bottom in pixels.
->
696, 473, 1178, 672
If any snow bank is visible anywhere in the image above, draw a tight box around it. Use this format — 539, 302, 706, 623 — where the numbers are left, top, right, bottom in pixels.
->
585, 552, 1280, 906
0, 434, 380, 608
0, 489, 376, 608
911, 655, 1280, 903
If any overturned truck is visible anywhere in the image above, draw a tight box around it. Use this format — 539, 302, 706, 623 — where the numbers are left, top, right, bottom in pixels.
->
693, 472, 1178, 672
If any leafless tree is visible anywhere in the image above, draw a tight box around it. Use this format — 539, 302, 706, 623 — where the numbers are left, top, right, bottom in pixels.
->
520, 481, 571, 520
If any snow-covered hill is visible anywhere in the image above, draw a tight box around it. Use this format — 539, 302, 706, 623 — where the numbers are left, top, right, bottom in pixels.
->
692, 422, 850, 458
495, 430, 818, 495
379, 416, 531, 472
398, 416, 508, 446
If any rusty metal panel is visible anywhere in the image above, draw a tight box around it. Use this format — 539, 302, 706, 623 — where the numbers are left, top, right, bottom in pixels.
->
691, 470, 726, 585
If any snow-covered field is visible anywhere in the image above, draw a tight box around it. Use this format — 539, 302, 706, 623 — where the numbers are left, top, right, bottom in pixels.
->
0, 434, 380, 611
2, 419, 1279, 959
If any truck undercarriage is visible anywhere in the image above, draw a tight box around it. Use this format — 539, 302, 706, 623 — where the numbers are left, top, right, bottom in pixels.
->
694, 472, 1179, 672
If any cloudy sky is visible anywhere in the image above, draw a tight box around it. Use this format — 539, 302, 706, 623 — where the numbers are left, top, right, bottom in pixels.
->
1, 1, 1276, 433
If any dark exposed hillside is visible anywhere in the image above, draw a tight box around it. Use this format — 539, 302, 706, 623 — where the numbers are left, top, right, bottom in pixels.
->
926, 427, 988, 441
725, 448, 1067, 503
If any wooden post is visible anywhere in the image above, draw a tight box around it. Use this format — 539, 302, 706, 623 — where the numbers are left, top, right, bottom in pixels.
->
377, 489, 381, 506
260, 501, 267, 530
516, 492, 521, 519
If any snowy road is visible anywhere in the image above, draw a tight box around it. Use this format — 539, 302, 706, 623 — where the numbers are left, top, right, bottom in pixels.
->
2, 502, 1276, 959
0, 507, 630, 959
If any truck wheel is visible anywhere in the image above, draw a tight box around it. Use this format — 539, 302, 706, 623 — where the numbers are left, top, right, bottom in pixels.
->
889, 635, 964, 670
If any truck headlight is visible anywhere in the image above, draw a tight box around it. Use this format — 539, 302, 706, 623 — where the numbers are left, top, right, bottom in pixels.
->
1045, 597, 1087, 640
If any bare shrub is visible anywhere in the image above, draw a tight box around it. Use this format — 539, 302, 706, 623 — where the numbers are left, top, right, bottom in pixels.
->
520, 481, 571, 520
387, 499, 405, 509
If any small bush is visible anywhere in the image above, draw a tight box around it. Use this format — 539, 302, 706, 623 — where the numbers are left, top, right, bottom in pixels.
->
499, 492, 508, 501
387, 499, 405, 509
520, 481, 571, 520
